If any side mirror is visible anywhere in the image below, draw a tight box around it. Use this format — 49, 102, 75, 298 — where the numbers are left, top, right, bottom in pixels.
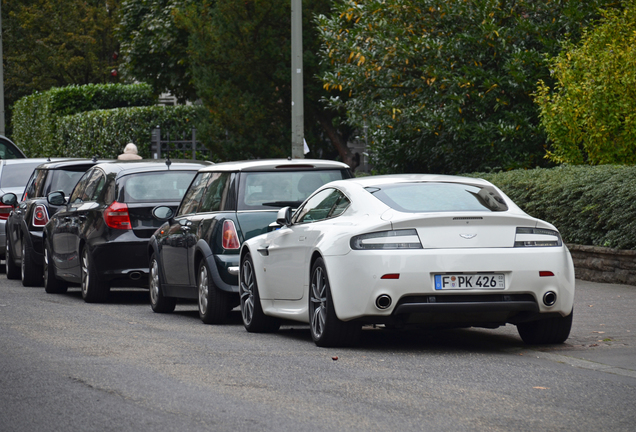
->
276, 206, 292, 227
152, 205, 174, 221
0, 193, 18, 207
47, 191, 66, 206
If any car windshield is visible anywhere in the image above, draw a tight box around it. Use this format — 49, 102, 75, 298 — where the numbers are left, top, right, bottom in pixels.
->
367, 182, 509, 212
1, 162, 43, 188
118, 171, 197, 203
238, 170, 345, 210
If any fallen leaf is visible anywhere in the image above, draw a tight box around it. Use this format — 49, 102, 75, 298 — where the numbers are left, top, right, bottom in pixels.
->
533, 386, 549, 390
592, 331, 605, 334
589, 344, 598, 347
588, 305, 594, 307
332, 356, 338, 361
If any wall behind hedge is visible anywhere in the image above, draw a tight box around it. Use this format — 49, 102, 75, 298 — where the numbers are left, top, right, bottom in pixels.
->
56, 105, 205, 159
471, 165, 636, 250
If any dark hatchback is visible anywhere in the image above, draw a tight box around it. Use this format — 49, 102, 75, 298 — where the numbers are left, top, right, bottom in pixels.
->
43, 159, 212, 302
2, 159, 103, 286
148, 159, 352, 324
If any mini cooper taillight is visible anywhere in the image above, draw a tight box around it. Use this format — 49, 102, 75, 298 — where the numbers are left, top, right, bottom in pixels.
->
222, 220, 240, 249
104, 201, 132, 230
32, 204, 49, 227
350, 229, 423, 250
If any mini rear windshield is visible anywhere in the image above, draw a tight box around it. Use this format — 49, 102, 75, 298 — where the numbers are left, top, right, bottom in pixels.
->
367, 182, 508, 212
238, 170, 346, 210
118, 171, 197, 203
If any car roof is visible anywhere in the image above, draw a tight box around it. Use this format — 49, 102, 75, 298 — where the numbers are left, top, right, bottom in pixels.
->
0, 135, 27, 158
93, 159, 213, 176
198, 158, 350, 173
340, 173, 494, 188
0, 157, 53, 167
33, 158, 112, 170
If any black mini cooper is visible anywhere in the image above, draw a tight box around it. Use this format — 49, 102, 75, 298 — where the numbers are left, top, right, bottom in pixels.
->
148, 158, 352, 324
43, 159, 211, 302
2, 158, 102, 286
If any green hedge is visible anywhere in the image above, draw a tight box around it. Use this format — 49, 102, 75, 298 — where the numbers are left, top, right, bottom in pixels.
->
469, 165, 636, 250
56, 105, 205, 159
12, 84, 156, 156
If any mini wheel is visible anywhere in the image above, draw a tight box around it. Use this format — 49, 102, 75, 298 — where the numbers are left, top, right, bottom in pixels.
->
43, 239, 67, 294
198, 259, 229, 324
21, 239, 43, 287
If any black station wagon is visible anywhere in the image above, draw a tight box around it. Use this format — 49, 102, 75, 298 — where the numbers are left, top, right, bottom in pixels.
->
43, 159, 211, 302
148, 159, 352, 324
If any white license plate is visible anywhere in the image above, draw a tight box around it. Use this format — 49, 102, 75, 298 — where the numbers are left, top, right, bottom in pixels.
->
434, 274, 505, 290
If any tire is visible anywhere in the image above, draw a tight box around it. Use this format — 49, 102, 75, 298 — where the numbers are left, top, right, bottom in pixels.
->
239, 253, 280, 333
517, 310, 573, 344
21, 239, 43, 287
149, 253, 176, 313
5, 236, 21, 280
43, 239, 67, 294
309, 257, 361, 347
81, 247, 109, 303
198, 259, 229, 324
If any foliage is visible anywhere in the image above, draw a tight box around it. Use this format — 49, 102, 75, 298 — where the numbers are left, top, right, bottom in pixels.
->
12, 84, 156, 156
534, 1, 636, 165
2, 0, 121, 133
117, 0, 196, 102
469, 165, 636, 250
317, 0, 617, 174
56, 105, 205, 159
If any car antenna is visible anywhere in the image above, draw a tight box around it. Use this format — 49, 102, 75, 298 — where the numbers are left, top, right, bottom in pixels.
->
165, 155, 172, 169
47, 156, 51, 161
92, 155, 98, 162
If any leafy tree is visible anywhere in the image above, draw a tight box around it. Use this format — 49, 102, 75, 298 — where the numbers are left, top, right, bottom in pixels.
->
2, 0, 121, 133
117, 0, 196, 102
317, 0, 617, 174
535, 0, 636, 165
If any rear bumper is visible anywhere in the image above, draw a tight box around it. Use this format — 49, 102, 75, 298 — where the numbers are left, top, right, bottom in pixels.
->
90, 232, 151, 286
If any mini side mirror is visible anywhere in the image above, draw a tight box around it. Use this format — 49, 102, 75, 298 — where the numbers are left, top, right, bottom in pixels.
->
152, 205, 174, 221
47, 191, 66, 206
0, 193, 18, 207
276, 206, 292, 227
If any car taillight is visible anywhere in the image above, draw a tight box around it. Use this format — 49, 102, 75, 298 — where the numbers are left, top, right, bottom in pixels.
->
104, 201, 132, 230
222, 220, 240, 249
32, 204, 49, 227
350, 229, 423, 250
0, 203, 12, 221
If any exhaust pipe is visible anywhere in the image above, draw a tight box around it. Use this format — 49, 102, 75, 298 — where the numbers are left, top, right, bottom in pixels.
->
543, 291, 557, 306
375, 294, 392, 310
129, 271, 142, 281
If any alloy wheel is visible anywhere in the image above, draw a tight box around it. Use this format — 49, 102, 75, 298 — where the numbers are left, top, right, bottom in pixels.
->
240, 259, 255, 325
310, 266, 328, 339
149, 258, 160, 306
21, 241, 26, 281
198, 264, 209, 315
81, 249, 90, 297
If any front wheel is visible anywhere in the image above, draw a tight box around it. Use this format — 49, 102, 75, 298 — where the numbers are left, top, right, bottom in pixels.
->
309, 257, 361, 347
198, 260, 229, 324
239, 253, 280, 333
149, 254, 176, 313
43, 239, 67, 294
21, 239, 43, 287
81, 247, 109, 303
517, 311, 573, 344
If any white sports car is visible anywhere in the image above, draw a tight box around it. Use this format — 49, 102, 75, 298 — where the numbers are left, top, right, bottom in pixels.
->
239, 174, 575, 347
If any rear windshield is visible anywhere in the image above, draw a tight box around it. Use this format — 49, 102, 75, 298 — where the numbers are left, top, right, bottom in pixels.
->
238, 170, 346, 210
367, 182, 508, 212
119, 171, 197, 203
1, 162, 43, 188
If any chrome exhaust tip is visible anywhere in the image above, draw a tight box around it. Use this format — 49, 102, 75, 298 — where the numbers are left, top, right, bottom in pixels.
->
375, 294, 392, 310
543, 291, 557, 306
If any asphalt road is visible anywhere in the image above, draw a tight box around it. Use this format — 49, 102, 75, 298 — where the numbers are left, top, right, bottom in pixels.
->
1, 276, 634, 432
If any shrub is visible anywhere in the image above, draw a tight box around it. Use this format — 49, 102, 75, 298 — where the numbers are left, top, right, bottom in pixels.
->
56, 105, 206, 159
12, 83, 156, 156
469, 165, 636, 249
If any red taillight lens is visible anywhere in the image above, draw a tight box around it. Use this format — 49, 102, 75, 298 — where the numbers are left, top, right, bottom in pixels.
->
104, 201, 132, 230
539, 271, 555, 277
32, 204, 49, 227
222, 220, 240, 249
0, 203, 12, 221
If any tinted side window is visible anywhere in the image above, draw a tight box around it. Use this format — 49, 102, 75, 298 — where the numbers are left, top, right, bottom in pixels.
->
23, 169, 47, 200
199, 172, 230, 213
176, 172, 211, 217
70, 169, 95, 203
294, 188, 349, 224
83, 170, 106, 202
